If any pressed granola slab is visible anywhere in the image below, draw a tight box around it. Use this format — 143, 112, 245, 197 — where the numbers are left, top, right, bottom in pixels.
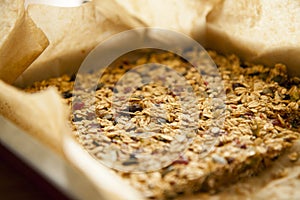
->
25, 50, 300, 199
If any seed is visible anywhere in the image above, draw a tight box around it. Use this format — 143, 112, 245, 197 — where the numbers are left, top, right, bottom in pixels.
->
212, 154, 227, 164
153, 134, 173, 142
272, 75, 285, 85
289, 86, 300, 101
96, 83, 104, 90
248, 101, 259, 108
261, 88, 273, 96
62, 91, 72, 98
211, 127, 220, 135
232, 83, 245, 89
72, 114, 83, 122
122, 158, 139, 166
103, 114, 113, 120
106, 132, 119, 138
92, 141, 100, 147
128, 103, 143, 113
157, 117, 167, 124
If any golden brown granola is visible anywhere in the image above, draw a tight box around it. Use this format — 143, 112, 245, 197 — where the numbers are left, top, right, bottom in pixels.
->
25, 50, 300, 199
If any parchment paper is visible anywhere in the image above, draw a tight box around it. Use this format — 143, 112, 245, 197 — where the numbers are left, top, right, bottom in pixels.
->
205, 0, 300, 77
0, 0, 49, 84
0, 0, 300, 199
15, 0, 145, 87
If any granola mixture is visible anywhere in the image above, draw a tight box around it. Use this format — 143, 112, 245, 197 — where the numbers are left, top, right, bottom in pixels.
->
25, 50, 300, 199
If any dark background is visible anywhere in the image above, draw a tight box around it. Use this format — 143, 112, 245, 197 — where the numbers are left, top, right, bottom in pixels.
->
0, 143, 71, 200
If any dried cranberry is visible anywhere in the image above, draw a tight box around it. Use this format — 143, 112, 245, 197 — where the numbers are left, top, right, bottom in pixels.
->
124, 87, 132, 93
170, 181, 176, 185
89, 123, 99, 128
226, 157, 235, 164
234, 138, 241, 145
172, 156, 189, 165
271, 119, 282, 126
217, 141, 224, 147
73, 102, 85, 110
244, 111, 254, 117
87, 112, 96, 120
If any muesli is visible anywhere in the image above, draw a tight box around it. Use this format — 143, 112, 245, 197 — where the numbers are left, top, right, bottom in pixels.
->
25, 50, 300, 199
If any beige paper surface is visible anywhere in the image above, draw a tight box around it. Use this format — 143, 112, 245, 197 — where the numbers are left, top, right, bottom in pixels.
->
205, 0, 300, 77
104, 0, 300, 77
0, 0, 299, 199
0, 80, 66, 153
0, 0, 49, 84
15, 0, 145, 87
14, 0, 300, 87
114, 0, 220, 43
